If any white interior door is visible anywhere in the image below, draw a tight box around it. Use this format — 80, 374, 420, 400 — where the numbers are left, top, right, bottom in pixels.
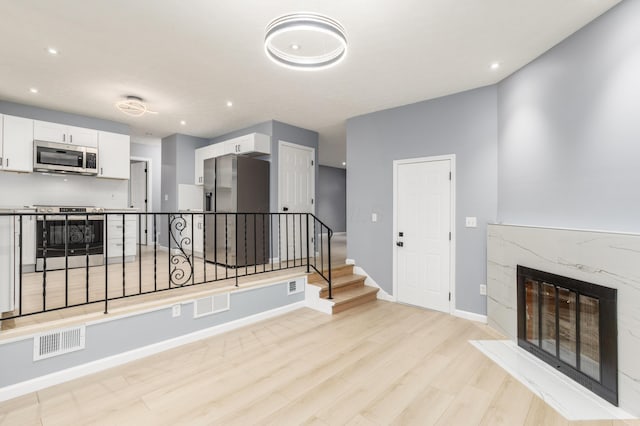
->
129, 161, 148, 245
395, 158, 452, 313
278, 141, 315, 262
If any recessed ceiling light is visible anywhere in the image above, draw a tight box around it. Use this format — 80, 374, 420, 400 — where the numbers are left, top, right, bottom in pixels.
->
265, 13, 347, 71
29, 88, 39, 94
180, 120, 186, 125
226, 101, 233, 107
490, 62, 501, 70
47, 47, 58, 55
342, 161, 346, 166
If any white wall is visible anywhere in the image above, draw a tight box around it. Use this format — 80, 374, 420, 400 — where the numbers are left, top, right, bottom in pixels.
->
0, 172, 128, 209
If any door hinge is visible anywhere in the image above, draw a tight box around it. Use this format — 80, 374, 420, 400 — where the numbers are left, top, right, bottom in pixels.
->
311, 198, 314, 205
144, 169, 148, 173
448, 231, 451, 241
311, 160, 314, 166
449, 292, 451, 301
449, 171, 452, 180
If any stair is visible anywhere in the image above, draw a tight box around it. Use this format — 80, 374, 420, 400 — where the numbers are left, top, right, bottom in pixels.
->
308, 264, 379, 314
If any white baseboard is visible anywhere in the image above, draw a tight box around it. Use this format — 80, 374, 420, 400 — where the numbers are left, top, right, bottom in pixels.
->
453, 309, 487, 323
0, 301, 305, 403
352, 265, 395, 302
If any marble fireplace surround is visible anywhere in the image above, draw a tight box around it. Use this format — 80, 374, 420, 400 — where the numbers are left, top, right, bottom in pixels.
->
487, 224, 640, 417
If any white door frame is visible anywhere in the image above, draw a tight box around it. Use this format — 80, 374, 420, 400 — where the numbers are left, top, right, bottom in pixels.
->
277, 141, 316, 213
130, 156, 153, 245
392, 154, 456, 313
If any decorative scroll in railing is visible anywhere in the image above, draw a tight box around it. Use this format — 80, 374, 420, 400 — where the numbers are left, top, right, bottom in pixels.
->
0, 212, 333, 321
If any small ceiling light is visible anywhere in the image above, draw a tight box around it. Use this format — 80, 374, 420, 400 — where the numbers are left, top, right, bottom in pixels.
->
226, 101, 233, 107
29, 88, 39, 94
180, 120, 186, 126
490, 62, 501, 70
47, 47, 58, 55
265, 12, 347, 71
342, 161, 346, 166
115, 95, 158, 117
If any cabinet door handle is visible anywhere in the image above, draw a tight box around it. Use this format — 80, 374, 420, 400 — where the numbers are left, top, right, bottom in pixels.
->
63, 134, 66, 142
5, 158, 8, 167
0, 157, 2, 167
101, 167, 103, 175
70, 134, 73, 143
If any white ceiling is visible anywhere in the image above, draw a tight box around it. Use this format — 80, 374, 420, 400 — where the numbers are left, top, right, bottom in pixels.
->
0, 0, 620, 168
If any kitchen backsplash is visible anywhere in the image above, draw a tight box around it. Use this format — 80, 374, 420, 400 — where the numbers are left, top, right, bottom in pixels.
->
0, 171, 128, 208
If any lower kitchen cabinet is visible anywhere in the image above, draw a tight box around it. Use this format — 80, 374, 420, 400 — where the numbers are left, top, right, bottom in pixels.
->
105, 214, 137, 263
0, 215, 17, 314
181, 213, 203, 257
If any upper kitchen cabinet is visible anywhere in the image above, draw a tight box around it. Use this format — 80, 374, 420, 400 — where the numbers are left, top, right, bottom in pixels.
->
97, 131, 130, 179
1, 114, 34, 173
194, 143, 224, 185
33, 120, 98, 147
223, 133, 271, 156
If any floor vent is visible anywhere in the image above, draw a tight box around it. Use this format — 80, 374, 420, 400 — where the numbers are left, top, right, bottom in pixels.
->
34, 326, 86, 361
194, 293, 230, 318
288, 279, 303, 295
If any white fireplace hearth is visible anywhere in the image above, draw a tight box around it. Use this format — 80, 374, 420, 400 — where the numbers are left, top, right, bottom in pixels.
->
486, 224, 640, 417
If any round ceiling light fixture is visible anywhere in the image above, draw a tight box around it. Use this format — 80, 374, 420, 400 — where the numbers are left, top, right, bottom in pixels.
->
115, 96, 158, 117
264, 13, 347, 71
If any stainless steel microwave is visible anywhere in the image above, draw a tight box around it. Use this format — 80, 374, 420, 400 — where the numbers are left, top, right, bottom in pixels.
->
33, 140, 98, 175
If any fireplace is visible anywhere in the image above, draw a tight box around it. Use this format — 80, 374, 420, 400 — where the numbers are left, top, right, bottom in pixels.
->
517, 265, 618, 405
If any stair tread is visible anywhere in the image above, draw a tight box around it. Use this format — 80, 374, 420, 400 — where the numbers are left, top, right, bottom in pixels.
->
330, 285, 379, 305
311, 274, 366, 289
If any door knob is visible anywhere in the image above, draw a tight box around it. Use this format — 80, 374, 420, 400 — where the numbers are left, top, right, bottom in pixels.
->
283, 207, 289, 212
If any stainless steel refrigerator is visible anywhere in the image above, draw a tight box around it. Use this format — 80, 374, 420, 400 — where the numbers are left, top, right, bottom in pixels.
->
203, 154, 270, 267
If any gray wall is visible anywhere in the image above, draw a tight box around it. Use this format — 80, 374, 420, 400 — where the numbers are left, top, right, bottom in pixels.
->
0, 280, 305, 387
318, 166, 346, 232
130, 141, 162, 213
498, 0, 640, 233
0, 100, 129, 135
346, 86, 498, 315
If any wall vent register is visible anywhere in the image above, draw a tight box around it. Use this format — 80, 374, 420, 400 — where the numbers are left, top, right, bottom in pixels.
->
33, 325, 86, 361
517, 266, 618, 405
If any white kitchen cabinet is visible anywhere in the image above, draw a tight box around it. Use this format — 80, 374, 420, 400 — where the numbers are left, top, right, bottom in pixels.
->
181, 213, 203, 257
1, 115, 34, 173
97, 131, 130, 180
105, 214, 137, 262
15, 211, 36, 269
223, 133, 270, 156
194, 143, 224, 185
33, 120, 98, 147
0, 215, 18, 314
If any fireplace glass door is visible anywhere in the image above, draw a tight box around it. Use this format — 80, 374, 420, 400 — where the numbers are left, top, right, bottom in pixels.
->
517, 266, 617, 405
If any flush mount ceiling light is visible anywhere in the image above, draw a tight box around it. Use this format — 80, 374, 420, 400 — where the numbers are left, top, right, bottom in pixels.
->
115, 96, 158, 117
264, 12, 347, 71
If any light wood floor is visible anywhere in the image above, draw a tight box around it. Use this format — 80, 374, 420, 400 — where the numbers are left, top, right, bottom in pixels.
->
1, 301, 636, 426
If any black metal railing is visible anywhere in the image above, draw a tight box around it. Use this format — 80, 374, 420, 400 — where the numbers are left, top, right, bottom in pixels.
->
0, 211, 333, 321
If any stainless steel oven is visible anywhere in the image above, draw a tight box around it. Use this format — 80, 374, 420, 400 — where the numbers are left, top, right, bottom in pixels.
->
35, 206, 104, 271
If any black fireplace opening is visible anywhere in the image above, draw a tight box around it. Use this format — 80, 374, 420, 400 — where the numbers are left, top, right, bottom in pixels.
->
516, 265, 618, 406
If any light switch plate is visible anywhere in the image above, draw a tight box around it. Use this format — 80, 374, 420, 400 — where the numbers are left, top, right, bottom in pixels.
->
480, 284, 487, 295
371, 213, 378, 223
465, 217, 477, 228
